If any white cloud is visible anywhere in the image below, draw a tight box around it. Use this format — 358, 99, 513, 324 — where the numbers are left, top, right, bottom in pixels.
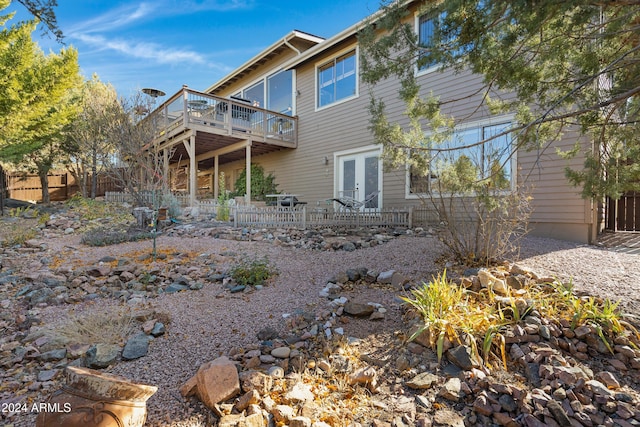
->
68, 3, 157, 35
171, 0, 254, 12
75, 34, 204, 64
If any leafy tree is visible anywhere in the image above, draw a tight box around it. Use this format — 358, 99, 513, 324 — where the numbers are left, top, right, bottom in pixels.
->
102, 92, 174, 208
62, 75, 120, 198
232, 164, 278, 201
359, 0, 640, 201
0, 2, 80, 203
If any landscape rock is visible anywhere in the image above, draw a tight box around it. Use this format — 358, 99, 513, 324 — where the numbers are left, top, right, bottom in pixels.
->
122, 333, 151, 360
85, 343, 121, 368
195, 356, 241, 410
406, 372, 439, 390
343, 302, 375, 317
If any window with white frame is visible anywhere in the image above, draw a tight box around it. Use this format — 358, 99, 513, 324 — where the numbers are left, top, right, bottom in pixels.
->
234, 69, 293, 115
409, 121, 514, 194
317, 50, 357, 108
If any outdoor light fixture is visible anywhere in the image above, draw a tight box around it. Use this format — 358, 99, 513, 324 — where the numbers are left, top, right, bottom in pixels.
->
323, 156, 329, 165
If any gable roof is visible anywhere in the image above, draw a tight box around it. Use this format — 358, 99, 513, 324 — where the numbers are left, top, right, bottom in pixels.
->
281, 2, 396, 69
205, 30, 324, 94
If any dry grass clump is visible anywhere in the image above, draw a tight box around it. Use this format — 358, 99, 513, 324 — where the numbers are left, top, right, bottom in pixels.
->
266, 336, 384, 424
44, 306, 136, 347
66, 195, 132, 223
402, 271, 640, 370
0, 220, 38, 247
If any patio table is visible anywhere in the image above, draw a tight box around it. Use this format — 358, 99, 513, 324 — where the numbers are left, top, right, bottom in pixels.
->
265, 194, 304, 207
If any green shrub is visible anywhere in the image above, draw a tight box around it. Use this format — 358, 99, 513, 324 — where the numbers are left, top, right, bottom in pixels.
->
66, 195, 132, 223
232, 164, 278, 201
160, 192, 182, 218
402, 272, 639, 369
217, 172, 230, 221
81, 227, 153, 246
229, 256, 277, 287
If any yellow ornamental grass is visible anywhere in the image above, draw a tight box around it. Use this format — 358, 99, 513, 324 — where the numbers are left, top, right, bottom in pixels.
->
403, 271, 639, 371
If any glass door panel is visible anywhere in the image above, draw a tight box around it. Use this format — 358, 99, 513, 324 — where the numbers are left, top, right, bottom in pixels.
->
364, 155, 379, 208
337, 151, 380, 211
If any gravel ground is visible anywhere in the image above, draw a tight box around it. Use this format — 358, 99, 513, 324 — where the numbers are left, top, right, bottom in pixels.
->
9, 233, 640, 426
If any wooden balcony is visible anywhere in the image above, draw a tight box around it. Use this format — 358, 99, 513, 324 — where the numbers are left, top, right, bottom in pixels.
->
145, 87, 297, 168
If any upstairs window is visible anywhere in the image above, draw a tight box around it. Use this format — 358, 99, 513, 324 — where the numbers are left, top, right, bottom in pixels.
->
235, 70, 294, 115
267, 70, 293, 115
317, 50, 357, 108
418, 14, 437, 71
417, 11, 466, 72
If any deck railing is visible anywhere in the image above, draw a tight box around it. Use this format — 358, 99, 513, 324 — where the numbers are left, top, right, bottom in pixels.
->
145, 87, 297, 145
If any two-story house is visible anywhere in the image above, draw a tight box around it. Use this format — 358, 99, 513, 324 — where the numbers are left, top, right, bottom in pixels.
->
145, 3, 600, 243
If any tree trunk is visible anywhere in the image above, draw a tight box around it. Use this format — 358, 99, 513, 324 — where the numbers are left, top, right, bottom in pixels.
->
0, 164, 4, 215
82, 170, 88, 198
39, 171, 50, 204
91, 150, 97, 199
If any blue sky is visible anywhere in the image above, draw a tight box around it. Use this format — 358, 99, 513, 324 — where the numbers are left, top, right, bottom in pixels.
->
7, 0, 380, 101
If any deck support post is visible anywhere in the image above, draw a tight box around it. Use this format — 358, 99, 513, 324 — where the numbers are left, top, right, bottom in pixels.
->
213, 155, 219, 199
183, 135, 197, 207
245, 142, 252, 204
162, 149, 169, 193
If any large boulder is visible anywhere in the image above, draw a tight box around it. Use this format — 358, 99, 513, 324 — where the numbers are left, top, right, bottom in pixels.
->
182, 356, 241, 411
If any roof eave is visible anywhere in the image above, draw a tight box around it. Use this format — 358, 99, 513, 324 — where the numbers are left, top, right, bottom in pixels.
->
204, 30, 324, 94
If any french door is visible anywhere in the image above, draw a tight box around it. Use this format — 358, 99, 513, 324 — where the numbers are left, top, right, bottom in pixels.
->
336, 149, 381, 210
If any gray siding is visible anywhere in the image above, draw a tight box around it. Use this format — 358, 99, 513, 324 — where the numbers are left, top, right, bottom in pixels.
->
197, 13, 594, 242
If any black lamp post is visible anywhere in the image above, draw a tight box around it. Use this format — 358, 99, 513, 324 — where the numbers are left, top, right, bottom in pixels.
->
140, 88, 165, 261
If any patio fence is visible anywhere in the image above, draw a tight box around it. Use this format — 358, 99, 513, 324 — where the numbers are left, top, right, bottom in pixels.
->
105, 191, 192, 206
234, 206, 307, 228
104, 191, 416, 229
308, 207, 412, 228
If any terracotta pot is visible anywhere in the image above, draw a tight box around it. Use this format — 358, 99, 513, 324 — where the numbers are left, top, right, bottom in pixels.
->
36, 366, 157, 427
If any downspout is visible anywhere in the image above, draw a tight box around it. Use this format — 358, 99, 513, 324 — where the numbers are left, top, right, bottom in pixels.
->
284, 37, 301, 55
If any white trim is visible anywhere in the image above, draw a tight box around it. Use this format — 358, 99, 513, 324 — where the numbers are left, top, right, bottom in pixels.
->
405, 115, 517, 199
333, 145, 383, 207
315, 45, 360, 112
333, 144, 381, 158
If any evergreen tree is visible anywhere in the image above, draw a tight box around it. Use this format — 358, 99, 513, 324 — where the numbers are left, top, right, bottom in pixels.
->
359, 0, 640, 200
0, 0, 80, 203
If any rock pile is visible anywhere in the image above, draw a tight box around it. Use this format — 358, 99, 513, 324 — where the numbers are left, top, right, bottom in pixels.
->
2, 243, 232, 308
0, 308, 165, 403
177, 266, 640, 426
165, 223, 425, 251
9, 203, 424, 251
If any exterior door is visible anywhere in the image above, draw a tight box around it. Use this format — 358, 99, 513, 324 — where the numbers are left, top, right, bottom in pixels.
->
337, 150, 380, 210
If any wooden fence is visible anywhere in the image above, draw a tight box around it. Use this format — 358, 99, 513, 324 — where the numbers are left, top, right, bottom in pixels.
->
234, 206, 307, 228
5, 172, 122, 202
307, 208, 411, 228
104, 191, 191, 207
103, 190, 417, 229
606, 192, 640, 231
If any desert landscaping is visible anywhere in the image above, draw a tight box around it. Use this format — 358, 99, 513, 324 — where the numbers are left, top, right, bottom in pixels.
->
0, 200, 639, 427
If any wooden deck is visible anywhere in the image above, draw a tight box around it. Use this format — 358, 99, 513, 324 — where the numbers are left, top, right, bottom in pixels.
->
145, 87, 298, 169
